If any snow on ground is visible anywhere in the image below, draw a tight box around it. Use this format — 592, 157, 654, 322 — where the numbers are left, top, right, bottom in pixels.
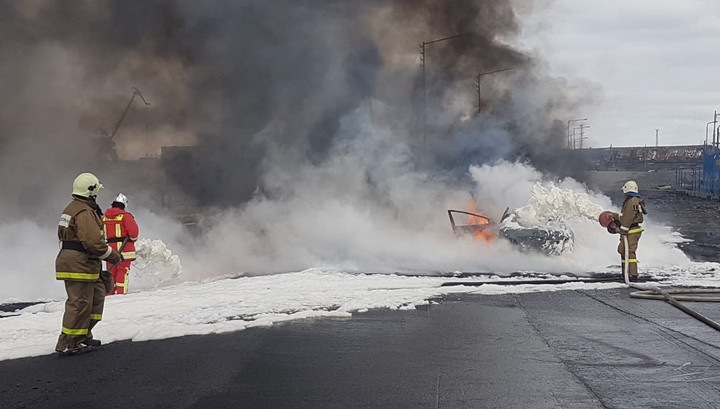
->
2, 264, 720, 361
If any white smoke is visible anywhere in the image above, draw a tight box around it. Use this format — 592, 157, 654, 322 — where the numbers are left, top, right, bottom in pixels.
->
0, 108, 693, 302
173, 110, 692, 279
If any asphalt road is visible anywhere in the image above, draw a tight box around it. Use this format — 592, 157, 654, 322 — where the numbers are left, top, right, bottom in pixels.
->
2, 288, 720, 409
2, 170, 720, 408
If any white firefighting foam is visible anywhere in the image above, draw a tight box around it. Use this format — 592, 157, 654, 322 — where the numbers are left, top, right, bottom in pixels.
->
512, 182, 604, 226
130, 238, 183, 290
497, 182, 606, 255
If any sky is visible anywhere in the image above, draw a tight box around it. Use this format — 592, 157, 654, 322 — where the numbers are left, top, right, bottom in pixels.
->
519, 0, 720, 148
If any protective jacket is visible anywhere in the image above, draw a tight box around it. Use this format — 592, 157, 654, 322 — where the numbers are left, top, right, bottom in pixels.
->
613, 193, 647, 277
617, 194, 647, 233
56, 196, 116, 281
103, 207, 139, 260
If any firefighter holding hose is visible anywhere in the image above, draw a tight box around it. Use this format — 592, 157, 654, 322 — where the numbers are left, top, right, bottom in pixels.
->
103, 193, 139, 295
600, 180, 647, 281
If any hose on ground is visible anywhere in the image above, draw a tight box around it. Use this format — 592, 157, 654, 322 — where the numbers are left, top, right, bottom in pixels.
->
623, 234, 720, 331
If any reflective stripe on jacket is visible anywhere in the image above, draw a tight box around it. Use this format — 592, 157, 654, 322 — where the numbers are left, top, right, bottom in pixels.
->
618, 196, 646, 233
56, 197, 113, 282
103, 207, 139, 260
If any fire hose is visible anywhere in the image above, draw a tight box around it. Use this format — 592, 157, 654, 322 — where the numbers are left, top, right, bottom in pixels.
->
621, 234, 720, 331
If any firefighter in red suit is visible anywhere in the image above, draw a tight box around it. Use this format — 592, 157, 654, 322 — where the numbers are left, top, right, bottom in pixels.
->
102, 193, 139, 295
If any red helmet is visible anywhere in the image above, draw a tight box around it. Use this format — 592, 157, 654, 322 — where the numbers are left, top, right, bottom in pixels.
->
598, 211, 614, 227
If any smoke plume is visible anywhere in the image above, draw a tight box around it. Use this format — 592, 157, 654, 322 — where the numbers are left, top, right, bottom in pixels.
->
0, 0, 615, 297
0, 0, 590, 212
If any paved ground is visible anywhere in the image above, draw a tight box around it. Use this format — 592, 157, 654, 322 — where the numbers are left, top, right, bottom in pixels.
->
2, 289, 720, 409
2, 170, 720, 409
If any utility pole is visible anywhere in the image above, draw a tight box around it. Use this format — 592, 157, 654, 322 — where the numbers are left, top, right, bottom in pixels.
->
476, 67, 513, 113
578, 124, 590, 149
567, 118, 587, 149
420, 42, 425, 145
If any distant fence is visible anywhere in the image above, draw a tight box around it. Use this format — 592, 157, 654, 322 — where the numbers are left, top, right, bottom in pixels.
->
574, 145, 704, 171
675, 147, 720, 196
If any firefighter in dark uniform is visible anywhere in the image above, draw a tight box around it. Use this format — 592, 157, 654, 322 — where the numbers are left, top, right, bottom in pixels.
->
612, 180, 647, 281
55, 172, 122, 355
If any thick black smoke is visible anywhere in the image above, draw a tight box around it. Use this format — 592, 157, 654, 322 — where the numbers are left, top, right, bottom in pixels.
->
0, 0, 590, 214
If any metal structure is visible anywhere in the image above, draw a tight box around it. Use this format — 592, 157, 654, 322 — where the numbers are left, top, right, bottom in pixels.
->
476, 67, 513, 113
566, 118, 587, 149
97, 87, 151, 162
705, 121, 714, 145
675, 146, 720, 195
447, 209, 494, 236
571, 124, 590, 149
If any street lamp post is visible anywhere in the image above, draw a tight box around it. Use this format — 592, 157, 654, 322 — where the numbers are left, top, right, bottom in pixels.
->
419, 33, 469, 145
714, 110, 719, 148
566, 118, 587, 149
705, 121, 713, 145
476, 67, 513, 113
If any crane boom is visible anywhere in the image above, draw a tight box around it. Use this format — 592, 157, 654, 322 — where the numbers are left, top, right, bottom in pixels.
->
108, 87, 151, 141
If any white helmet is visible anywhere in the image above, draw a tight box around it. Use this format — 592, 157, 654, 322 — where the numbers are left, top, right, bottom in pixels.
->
113, 193, 129, 208
72, 172, 103, 199
622, 180, 638, 194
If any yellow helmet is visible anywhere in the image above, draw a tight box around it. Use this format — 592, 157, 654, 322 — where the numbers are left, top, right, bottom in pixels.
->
72, 172, 103, 199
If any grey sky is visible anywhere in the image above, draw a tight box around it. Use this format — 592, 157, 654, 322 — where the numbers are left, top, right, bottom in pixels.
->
519, 0, 720, 147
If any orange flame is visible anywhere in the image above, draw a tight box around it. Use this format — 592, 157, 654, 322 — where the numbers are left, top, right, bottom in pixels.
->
468, 201, 495, 242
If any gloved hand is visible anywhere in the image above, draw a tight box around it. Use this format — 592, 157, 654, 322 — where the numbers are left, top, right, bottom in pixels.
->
607, 220, 621, 234
106, 249, 122, 265
100, 270, 115, 293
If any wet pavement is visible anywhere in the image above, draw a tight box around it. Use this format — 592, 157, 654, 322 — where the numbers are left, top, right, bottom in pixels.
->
2, 170, 720, 408
1, 288, 720, 409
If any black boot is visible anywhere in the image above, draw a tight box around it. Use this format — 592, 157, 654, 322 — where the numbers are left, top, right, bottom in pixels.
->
56, 342, 93, 356
86, 338, 102, 347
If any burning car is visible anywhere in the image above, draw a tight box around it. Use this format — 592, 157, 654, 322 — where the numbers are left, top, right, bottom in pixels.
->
448, 204, 574, 256
447, 183, 606, 256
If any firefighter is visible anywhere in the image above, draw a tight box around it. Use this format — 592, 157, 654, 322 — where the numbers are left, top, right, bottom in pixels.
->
55, 172, 122, 355
612, 180, 647, 281
103, 193, 139, 295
